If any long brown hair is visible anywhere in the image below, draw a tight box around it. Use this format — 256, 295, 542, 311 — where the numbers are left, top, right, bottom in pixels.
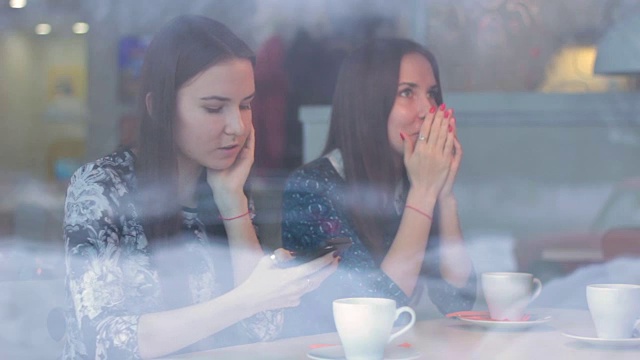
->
135, 15, 255, 307
323, 38, 443, 259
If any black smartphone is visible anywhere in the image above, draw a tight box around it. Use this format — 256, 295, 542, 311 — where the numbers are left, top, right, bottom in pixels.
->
282, 237, 353, 267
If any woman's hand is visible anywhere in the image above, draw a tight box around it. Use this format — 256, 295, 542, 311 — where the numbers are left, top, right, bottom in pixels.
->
206, 126, 255, 214
237, 248, 340, 311
439, 117, 462, 201
402, 105, 455, 202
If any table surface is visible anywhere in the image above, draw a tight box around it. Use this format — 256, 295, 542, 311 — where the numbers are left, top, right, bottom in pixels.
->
163, 308, 640, 360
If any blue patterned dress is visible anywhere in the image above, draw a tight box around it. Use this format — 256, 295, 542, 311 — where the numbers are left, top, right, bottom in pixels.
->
62, 149, 282, 359
280, 150, 476, 336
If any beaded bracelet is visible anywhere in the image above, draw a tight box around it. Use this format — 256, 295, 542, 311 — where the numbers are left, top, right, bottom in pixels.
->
219, 210, 250, 221
405, 205, 433, 221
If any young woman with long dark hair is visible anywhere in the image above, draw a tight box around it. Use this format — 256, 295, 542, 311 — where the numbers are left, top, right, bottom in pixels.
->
281, 38, 476, 335
63, 15, 338, 359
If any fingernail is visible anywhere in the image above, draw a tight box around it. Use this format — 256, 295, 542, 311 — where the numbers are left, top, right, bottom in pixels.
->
289, 251, 297, 257
439, 103, 446, 111
429, 106, 436, 114
332, 251, 339, 258
452, 117, 456, 124
448, 125, 452, 132
400, 132, 405, 141
444, 110, 450, 119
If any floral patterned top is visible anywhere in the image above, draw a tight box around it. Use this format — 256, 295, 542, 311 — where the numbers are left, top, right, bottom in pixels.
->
280, 150, 476, 336
62, 149, 282, 360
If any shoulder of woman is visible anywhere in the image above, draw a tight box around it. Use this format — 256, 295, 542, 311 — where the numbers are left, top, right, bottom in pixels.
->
69, 150, 133, 187
284, 157, 343, 195
65, 150, 135, 215
288, 156, 342, 183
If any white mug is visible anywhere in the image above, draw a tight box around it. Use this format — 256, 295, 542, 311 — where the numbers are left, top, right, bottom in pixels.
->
587, 284, 640, 339
333, 298, 416, 360
482, 272, 542, 321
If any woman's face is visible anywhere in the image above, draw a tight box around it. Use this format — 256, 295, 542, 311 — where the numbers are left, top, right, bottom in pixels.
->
387, 52, 439, 156
174, 58, 254, 171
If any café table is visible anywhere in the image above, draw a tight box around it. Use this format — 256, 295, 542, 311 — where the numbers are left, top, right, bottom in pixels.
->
164, 308, 640, 360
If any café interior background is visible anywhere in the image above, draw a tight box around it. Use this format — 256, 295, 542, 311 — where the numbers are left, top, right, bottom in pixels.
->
1, 0, 640, 356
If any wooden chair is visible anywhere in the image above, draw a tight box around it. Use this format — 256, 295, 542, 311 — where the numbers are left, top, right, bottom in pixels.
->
601, 227, 640, 261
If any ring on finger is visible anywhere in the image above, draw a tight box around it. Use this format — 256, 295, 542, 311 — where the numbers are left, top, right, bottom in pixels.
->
418, 134, 426, 141
269, 253, 279, 265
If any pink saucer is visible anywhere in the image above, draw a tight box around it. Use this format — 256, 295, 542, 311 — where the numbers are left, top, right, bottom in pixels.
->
448, 311, 552, 330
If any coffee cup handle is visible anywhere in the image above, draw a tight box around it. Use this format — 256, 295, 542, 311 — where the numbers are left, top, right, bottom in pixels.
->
531, 278, 542, 302
388, 306, 416, 343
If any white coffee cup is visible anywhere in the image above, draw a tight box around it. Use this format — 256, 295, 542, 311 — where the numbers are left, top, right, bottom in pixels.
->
333, 297, 416, 360
586, 284, 640, 339
482, 272, 542, 321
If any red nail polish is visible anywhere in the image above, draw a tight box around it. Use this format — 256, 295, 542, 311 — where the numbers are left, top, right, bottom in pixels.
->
439, 103, 446, 111
429, 106, 436, 114
400, 132, 405, 141
444, 110, 450, 119
448, 125, 452, 132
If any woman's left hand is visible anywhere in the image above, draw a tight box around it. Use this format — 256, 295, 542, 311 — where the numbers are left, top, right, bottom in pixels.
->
439, 120, 462, 201
207, 126, 255, 213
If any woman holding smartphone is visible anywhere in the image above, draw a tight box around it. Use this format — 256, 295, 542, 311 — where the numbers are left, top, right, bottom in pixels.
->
62, 15, 338, 359
281, 38, 476, 335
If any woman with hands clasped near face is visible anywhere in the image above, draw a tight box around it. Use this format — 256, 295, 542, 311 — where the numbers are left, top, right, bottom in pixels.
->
62, 15, 337, 360
281, 39, 476, 335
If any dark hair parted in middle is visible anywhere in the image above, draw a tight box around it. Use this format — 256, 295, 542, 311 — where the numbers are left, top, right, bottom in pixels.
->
137, 14, 255, 241
135, 15, 255, 307
323, 38, 443, 258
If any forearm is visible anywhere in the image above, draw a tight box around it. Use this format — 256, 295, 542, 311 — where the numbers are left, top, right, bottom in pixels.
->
224, 214, 264, 286
437, 196, 473, 287
217, 193, 264, 286
138, 288, 256, 359
381, 188, 437, 296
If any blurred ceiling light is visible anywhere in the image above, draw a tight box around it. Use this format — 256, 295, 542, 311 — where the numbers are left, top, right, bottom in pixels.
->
9, 0, 27, 9
35, 23, 51, 35
72, 22, 89, 34
594, 13, 640, 74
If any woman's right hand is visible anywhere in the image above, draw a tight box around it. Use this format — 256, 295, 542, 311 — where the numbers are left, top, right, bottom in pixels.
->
206, 126, 255, 215
402, 104, 455, 202
236, 248, 340, 311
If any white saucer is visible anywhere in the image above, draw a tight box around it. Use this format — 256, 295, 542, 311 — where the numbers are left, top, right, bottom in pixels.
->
307, 345, 421, 360
562, 328, 640, 348
456, 314, 552, 330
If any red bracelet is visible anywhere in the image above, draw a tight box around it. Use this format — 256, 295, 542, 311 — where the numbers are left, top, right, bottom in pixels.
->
219, 210, 250, 221
405, 205, 433, 221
